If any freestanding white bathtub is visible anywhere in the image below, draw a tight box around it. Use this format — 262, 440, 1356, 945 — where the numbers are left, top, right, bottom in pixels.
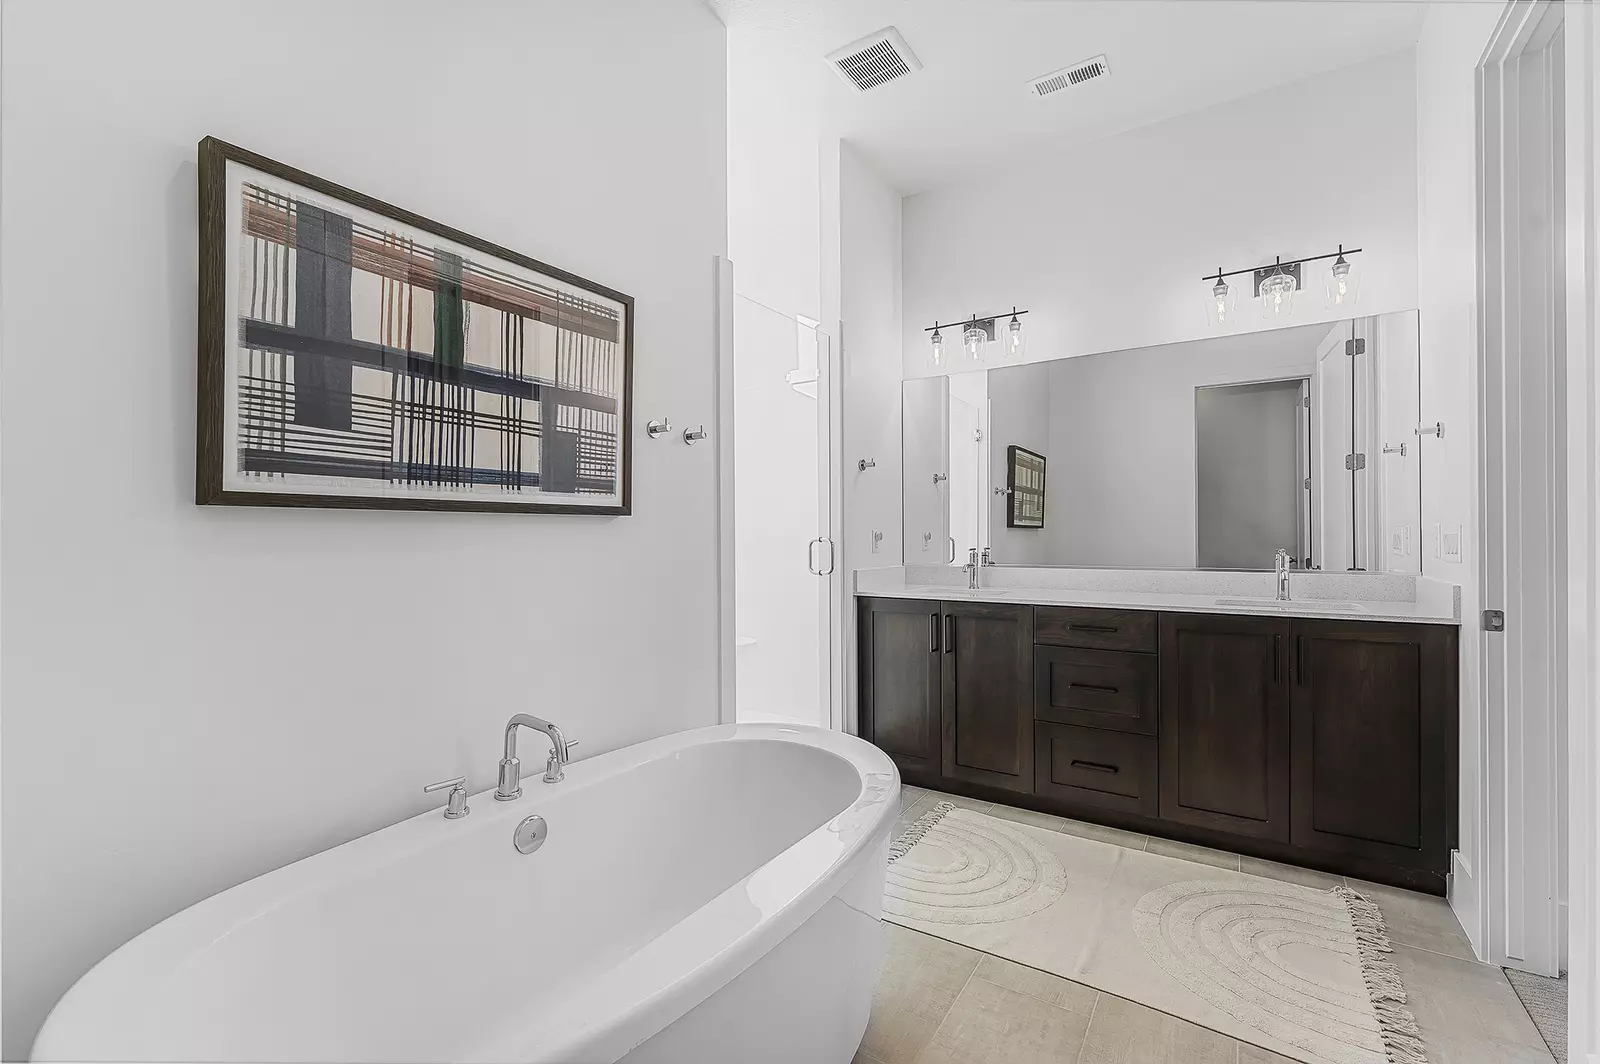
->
32, 724, 899, 1063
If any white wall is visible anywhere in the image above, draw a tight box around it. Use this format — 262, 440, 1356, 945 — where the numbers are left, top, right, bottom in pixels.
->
0, 1, 727, 1057
1414, 0, 1507, 962
1036, 324, 1330, 568
901, 49, 1420, 380
840, 142, 905, 576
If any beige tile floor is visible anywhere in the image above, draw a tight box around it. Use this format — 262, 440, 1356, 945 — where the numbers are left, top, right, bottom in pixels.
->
865, 786, 1555, 1064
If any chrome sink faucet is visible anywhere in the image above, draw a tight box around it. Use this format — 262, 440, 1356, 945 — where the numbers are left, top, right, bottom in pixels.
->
496, 714, 578, 800
1275, 549, 1292, 601
963, 547, 981, 590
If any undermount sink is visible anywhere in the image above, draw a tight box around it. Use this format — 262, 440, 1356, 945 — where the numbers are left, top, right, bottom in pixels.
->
940, 588, 1012, 597
1214, 597, 1368, 613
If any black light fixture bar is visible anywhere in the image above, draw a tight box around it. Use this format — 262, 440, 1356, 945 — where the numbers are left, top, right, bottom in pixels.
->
924, 308, 1029, 333
1202, 246, 1363, 283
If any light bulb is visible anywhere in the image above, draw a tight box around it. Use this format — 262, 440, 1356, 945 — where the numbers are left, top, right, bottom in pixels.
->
930, 327, 945, 367
1259, 270, 1297, 317
1213, 279, 1230, 323
1331, 257, 1351, 304
964, 323, 986, 361
1004, 312, 1026, 358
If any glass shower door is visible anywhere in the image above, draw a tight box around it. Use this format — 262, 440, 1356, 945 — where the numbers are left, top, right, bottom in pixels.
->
731, 295, 834, 727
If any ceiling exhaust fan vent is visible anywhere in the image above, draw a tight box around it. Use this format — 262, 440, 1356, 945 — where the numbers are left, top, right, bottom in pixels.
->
826, 27, 922, 93
1030, 54, 1110, 97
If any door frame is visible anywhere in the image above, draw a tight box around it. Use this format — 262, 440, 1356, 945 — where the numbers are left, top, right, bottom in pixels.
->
1558, 1, 1599, 1055
715, 256, 737, 725
1476, 0, 1568, 978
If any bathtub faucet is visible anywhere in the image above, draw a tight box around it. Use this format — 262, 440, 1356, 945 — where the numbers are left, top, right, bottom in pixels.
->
496, 714, 578, 799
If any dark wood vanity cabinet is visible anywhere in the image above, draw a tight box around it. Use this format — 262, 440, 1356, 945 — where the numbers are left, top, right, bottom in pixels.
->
1159, 613, 1291, 841
1289, 621, 1457, 872
859, 597, 1033, 793
941, 602, 1035, 794
858, 597, 942, 786
859, 594, 1460, 892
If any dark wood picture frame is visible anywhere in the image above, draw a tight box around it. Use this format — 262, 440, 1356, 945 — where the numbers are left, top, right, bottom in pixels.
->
1006, 445, 1046, 529
196, 136, 634, 514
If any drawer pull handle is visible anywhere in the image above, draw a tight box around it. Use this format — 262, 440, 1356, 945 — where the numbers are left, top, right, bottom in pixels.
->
1066, 682, 1120, 695
1070, 759, 1120, 774
1068, 624, 1118, 634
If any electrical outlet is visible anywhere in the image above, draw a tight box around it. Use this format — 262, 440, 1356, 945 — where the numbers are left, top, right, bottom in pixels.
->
921, 531, 932, 553
871, 529, 884, 554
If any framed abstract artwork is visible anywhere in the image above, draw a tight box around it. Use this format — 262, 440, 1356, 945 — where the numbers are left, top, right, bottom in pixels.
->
196, 137, 633, 513
1006, 445, 1046, 529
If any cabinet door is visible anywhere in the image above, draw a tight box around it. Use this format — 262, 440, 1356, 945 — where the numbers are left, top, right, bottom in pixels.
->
1289, 620, 1456, 871
1159, 613, 1291, 840
859, 598, 942, 785
942, 601, 1035, 794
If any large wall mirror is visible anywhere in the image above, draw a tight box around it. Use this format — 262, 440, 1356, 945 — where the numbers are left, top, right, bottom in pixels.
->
902, 311, 1422, 573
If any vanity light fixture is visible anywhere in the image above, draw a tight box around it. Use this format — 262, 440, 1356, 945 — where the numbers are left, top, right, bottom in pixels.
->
1259, 263, 1298, 318
1003, 307, 1027, 359
1205, 270, 1237, 328
963, 318, 989, 361
1200, 246, 1362, 327
1324, 245, 1360, 308
924, 308, 1029, 366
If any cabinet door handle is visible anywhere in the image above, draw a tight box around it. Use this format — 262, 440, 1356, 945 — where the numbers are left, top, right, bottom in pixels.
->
1068, 623, 1118, 634
1066, 682, 1120, 695
1296, 635, 1307, 686
1071, 760, 1120, 774
944, 614, 955, 654
1274, 634, 1283, 684
931, 612, 940, 654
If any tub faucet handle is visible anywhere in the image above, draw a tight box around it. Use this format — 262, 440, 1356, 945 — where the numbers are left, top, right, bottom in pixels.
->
423, 776, 471, 819
544, 739, 579, 784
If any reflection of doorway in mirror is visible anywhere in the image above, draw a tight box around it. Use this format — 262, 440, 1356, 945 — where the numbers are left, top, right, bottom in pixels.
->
1195, 378, 1310, 570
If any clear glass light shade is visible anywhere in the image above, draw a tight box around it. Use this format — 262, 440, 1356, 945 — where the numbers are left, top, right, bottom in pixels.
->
930, 328, 945, 367
963, 323, 987, 361
1004, 315, 1027, 359
1205, 277, 1237, 328
1258, 270, 1297, 318
1324, 256, 1361, 309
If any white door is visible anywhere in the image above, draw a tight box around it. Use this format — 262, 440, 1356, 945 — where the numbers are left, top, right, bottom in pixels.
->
731, 295, 834, 728
948, 397, 982, 563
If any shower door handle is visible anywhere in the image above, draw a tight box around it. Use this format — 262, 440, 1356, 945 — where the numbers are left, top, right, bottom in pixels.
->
807, 537, 835, 576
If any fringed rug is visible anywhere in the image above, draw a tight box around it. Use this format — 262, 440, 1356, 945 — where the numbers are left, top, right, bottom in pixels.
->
888, 801, 1428, 1064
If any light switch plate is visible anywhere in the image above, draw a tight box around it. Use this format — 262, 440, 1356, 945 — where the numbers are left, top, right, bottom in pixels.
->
1443, 524, 1464, 563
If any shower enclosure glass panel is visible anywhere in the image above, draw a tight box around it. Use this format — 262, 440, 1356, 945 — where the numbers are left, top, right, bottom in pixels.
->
732, 295, 833, 727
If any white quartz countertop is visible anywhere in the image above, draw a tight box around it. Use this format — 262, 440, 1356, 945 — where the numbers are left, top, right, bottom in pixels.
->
854, 571, 1461, 625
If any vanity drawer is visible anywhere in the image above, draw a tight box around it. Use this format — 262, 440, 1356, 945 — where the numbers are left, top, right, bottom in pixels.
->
1035, 646, 1157, 735
1035, 607, 1158, 653
1034, 722, 1158, 817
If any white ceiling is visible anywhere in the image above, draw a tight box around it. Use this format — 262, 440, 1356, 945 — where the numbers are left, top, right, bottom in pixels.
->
709, 0, 1431, 193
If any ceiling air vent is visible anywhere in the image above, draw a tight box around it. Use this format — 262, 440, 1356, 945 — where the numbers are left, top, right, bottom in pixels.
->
826, 27, 922, 93
1029, 54, 1110, 98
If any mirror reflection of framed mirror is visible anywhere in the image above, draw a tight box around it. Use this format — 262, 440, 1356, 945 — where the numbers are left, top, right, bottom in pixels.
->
901, 310, 1421, 573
